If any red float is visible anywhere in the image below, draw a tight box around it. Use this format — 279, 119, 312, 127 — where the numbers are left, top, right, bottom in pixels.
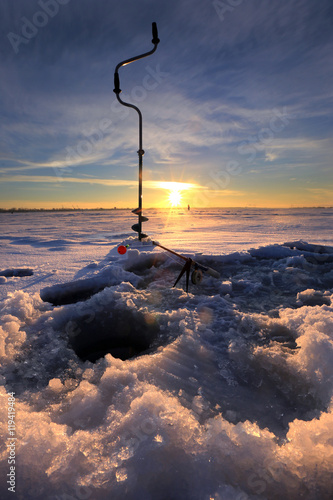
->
117, 245, 127, 255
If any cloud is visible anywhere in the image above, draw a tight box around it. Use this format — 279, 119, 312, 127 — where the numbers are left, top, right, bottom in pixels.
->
0, 174, 203, 191
305, 188, 333, 196
1, 0, 332, 207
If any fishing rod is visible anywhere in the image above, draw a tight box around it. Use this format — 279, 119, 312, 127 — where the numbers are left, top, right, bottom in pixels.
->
113, 22, 160, 240
152, 241, 220, 292
118, 239, 220, 292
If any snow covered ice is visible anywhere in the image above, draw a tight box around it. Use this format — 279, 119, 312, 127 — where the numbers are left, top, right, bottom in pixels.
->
0, 208, 333, 499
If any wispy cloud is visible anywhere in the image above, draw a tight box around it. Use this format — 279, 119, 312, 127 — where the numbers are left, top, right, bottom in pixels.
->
1, 0, 332, 207
305, 187, 333, 195
0, 174, 203, 191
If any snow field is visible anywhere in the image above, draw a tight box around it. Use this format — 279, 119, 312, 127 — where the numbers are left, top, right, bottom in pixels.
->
0, 209, 333, 499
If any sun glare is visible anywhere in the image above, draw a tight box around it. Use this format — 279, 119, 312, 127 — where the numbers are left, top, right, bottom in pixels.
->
153, 181, 196, 208
168, 189, 182, 207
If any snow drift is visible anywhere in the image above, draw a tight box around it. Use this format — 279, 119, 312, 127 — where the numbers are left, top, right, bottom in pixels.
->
1, 233, 333, 499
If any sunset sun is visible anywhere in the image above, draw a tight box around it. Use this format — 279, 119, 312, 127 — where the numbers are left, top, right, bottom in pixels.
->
168, 189, 182, 207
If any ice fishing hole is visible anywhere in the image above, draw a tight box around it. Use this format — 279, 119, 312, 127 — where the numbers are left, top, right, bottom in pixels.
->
66, 303, 161, 362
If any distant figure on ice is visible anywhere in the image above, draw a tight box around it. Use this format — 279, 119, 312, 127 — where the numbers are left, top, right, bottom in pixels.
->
188, 204, 190, 211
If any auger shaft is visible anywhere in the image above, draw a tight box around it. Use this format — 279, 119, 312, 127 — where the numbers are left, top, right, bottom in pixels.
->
113, 23, 160, 240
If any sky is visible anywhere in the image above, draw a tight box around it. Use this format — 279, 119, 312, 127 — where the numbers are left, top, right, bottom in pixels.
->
0, 0, 332, 209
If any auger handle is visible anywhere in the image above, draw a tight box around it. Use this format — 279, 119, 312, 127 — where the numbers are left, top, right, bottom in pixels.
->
113, 72, 120, 94
152, 22, 160, 44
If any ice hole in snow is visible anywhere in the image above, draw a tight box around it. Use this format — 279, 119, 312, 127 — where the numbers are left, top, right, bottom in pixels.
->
65, 299, 161, 362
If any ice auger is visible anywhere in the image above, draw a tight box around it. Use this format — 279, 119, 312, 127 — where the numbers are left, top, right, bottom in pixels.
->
113, 22, 160, 240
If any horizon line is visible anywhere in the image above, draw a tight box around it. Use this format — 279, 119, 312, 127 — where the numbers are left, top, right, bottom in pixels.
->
1, 206, 332, 212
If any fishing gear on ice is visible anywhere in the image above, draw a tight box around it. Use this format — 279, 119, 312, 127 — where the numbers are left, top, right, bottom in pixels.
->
114, 23, 220, 292
40, 23, 219, 306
